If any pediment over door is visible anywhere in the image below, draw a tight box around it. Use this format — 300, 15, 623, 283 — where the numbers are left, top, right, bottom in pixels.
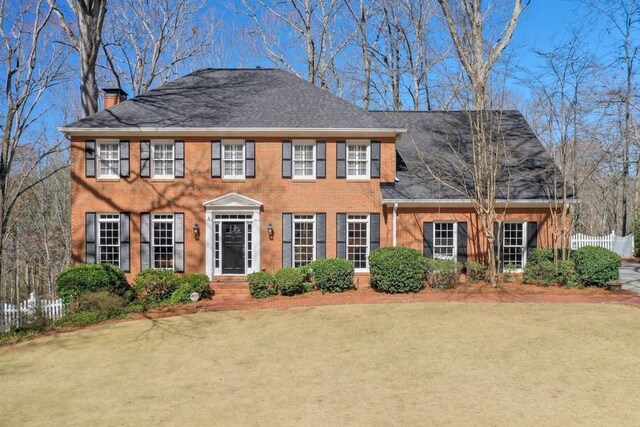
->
202, 192, 263, 210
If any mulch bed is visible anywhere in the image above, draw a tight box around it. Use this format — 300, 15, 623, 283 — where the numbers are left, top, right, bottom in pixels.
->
137, 282, 640, 321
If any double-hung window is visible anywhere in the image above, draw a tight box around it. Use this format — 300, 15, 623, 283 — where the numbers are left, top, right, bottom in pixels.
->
346, 141, 370, 179
433, 222, 456, 260
347, 214, 369, 270
98, 213, 120, 265
503, 222, 526, 271
292, 141, 315, 179
152, 214, 174, 269
97, 141, 119, 178
293, 214, 315, 267
152, 141, 174, 179
222, 142, 245, 179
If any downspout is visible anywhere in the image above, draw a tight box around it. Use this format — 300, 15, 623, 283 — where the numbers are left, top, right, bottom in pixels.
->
392, 203, 398, 247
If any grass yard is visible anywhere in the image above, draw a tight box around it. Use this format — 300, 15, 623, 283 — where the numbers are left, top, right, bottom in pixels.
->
1, 303, 640, 426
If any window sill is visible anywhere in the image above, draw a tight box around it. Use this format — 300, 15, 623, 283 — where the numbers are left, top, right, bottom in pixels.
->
292, 178, 317, 183
354, 268, 370, 274
345, 178, 371, 183
96, 177, 121, 182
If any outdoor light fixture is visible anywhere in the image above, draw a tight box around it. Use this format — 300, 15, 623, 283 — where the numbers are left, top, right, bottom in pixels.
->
267, 223, 274, 240
193, 223, 200, 241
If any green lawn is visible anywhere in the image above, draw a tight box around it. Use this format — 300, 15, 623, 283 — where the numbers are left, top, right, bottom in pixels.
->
1, 303, 640, 426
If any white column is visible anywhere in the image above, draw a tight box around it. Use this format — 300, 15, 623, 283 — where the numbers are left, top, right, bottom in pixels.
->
392, 203, 398, 247
205, 211, 213, 279
252, 210, 261, 273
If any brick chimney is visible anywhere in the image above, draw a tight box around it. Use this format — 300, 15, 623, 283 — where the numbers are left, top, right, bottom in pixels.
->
103, 88, 128, 109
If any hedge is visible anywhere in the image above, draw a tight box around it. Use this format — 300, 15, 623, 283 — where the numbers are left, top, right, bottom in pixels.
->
169, 273, 212, 303
248, 272, 276, 298
56, 264, 132, 303
425, 259, 461, 289
309, 258, 354, 293
465, 261, 485, 283
134, 269, 181, 301
369, 247, 426, 293
572, 246, 621, 286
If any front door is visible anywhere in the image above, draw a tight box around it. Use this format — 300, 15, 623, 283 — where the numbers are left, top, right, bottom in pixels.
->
222, 222, 245, 274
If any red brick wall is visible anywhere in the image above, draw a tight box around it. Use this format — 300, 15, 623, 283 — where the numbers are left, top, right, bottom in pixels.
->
71, 136, 396, 279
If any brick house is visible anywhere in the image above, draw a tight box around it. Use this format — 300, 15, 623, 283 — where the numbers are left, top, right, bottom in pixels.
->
61, 68, 562, 283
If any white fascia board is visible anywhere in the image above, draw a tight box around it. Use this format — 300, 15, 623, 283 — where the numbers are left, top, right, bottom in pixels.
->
382, 199, 576, 208
59, 127, 407, 138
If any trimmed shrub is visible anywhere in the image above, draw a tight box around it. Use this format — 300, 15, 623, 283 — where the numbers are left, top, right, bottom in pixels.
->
134, 269, 181, 301
309, 258, 354, 293
70, 290, 127, 314
56, 263, 131, 303
303, 282, 314, 293
528, 248, 554, 265
369, 247, 426, 293
557, 259, 579, 287
170, 273, 212, 303
465, 261, 485, 283
635, 217, 640, 257
274, 267, 305, 296
297, 265, 313, 282
572, 246, 621, 286
425, 259, 461, 289
248, 272, 276, 298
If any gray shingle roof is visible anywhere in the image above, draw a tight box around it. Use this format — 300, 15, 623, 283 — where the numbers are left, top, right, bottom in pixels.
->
373, 110, 570, 201
65, 68, 394, 129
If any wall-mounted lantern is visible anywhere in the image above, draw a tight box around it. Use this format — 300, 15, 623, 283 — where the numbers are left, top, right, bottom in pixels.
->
267, 223, 274, 240
193, 223, 200, 241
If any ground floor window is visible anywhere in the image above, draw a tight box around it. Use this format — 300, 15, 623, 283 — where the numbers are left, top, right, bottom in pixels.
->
98, 213, 119, 265
503, 222, 525, 271
434, 222, 456, 260
152, 214, 174, 269
293, 214, 315, 267
347, 214, 369, 269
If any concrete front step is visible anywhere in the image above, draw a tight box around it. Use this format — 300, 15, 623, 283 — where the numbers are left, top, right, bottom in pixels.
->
211, 280, 250, 298
211, 275, 247, 283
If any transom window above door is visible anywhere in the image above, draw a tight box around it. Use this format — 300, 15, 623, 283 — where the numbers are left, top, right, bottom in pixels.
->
346, 141, 370, 179
97, 141, 119, 178
292, 141, 315, 179
222, 142, 245, 179
152, 141, 174, 179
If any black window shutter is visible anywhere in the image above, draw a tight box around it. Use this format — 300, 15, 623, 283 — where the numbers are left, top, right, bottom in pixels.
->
140, 141, 150, 178
371, 141, 381, 178
174, 140, 185, 178
337, 213, 347, 259
119, 140, 130, 178
211, 140, 221, 178
423, 222, 433, 258
174, 213, 184, 272
245, 140, 255, 178
457, 222, 468, 264
494, 222, 504, 272
316, 213, 326, 259
336, 141, 346, 178
316, 141, 326, 178
120, 212, 130, 272
85, 141, 96, 178
370, 213, 380, 252
282, 213, 292, 267
527, 221, 538, 258
282, 141, 292, 178
140, 213, 151, 270
86, 212, 97, 263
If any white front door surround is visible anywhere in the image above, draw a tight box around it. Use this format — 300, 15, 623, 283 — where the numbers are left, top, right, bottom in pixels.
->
203, 193, 262, 278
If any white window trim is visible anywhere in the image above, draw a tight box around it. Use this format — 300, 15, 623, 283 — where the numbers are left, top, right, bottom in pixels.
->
292, 140, 316, 180
151, 213, 175, 270
97, 213, 120, 266
346, 140, 371, 180
222, 140, 246, 179
96, 140, 120, 179
502, 221, 527, 273
292, 214, 316, 267
347, 214, 370, 272
433, 221, 457, 260
151, 140, 175, 179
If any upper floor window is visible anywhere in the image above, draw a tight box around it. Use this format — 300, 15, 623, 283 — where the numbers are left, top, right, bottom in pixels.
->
347, 214, 369, 270
152, 141, 174, 179
346, 141, 370, 179
152, 213, 174, 269
98, 213, 120, 266
97, 141, 119, 178
222, 142, 245, 179
293, 214, 315, 267
293, 141, 315, 179
434, 222, 456, 260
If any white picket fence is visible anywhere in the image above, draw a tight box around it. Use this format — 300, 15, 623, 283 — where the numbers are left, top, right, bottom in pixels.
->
1, 292, 64, 332
571, 231, 634, 257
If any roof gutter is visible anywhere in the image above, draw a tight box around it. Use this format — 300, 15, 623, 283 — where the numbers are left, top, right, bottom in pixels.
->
58, 127, 408, 138
382, 198, 576, 208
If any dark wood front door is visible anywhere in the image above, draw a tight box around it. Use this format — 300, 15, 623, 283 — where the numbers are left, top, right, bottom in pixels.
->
222, 222, 245, 274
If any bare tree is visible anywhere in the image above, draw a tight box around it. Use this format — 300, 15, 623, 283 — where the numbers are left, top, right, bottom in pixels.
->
48, 0, 107, 117
435, 0, 528, 285
0, 0, 68, 299
344, 0, 378, 108
102, 0, 208, 96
